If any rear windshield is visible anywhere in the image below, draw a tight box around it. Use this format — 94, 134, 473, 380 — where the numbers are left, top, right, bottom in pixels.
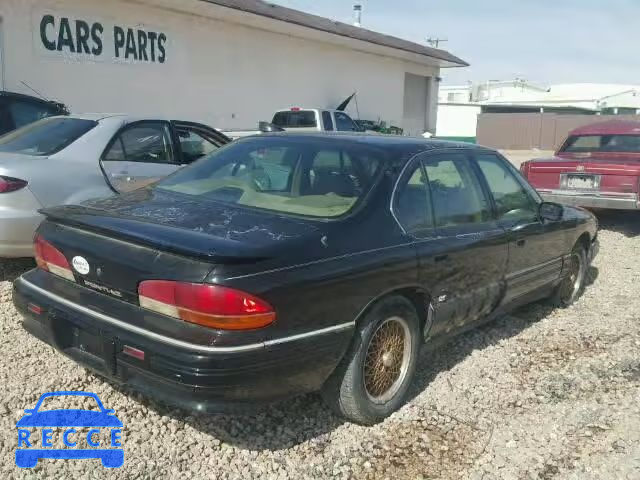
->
156, 137, 385, 219
561, 134, 640, 153
0, 117, 97, 156
272, 111, 317, 128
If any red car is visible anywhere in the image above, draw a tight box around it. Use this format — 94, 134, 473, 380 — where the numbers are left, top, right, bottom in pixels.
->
521, 120, 640, 210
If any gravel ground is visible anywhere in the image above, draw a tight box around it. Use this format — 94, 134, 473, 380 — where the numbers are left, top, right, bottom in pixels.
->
1, 211, 639, 479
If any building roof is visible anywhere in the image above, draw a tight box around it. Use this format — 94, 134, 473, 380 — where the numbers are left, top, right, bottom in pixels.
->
200, 0, 468, 67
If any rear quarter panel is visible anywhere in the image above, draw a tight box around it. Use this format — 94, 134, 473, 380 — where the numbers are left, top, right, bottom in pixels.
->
25, 118, 125, 207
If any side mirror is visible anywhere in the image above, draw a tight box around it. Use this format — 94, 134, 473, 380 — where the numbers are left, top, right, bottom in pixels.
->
539, 201, 563, 222
258, 121, 285, 133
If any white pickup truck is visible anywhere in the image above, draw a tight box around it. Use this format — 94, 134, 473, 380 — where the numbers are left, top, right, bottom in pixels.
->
223, 108, 363, 139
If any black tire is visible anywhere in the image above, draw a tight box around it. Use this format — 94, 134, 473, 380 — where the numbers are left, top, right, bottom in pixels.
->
551, 243, 587, 308
321, 295, 421, 425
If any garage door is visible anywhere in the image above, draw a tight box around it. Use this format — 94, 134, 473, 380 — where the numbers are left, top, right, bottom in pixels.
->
402, 73, 428, 137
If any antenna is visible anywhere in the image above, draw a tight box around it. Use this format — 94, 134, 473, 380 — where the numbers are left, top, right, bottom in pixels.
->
20, 81, 49, 101
426, 37, 448, 48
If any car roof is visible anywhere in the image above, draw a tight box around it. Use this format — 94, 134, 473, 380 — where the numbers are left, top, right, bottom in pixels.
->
0, 90, 61, 106
570, 120, 640, 136
60, 113, 215, 126
252, 132, 486, 162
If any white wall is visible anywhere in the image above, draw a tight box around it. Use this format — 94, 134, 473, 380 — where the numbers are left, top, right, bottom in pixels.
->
436, 104, 481, 138
0, 0, 439, 131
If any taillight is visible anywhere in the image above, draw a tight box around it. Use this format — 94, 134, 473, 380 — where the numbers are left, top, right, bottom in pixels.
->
0, 176, 28, 193
138, 280, 276, 330
34, 235, 75, 281
520, 161, 531, 178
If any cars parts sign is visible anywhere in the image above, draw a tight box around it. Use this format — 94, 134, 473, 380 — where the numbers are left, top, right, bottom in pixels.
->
33, 12, 168, 64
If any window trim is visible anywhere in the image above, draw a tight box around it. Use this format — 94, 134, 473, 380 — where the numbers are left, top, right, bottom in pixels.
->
100, 120, 177, 165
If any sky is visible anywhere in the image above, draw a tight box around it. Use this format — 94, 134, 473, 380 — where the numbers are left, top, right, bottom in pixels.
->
270, 0, 639, 86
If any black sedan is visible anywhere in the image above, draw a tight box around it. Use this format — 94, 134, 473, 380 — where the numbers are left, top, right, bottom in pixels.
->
13, 134, 598, 424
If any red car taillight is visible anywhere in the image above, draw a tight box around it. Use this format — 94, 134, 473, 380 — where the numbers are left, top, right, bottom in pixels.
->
0, 176, 28, 193
520, 161, 531, 178
34, 235, 75, 281
138, 280, 276, 330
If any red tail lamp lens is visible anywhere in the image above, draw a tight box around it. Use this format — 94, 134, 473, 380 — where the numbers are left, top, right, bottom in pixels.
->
0, 176, 28, 193
138, 280, 276, 330
33, 235, 75, 281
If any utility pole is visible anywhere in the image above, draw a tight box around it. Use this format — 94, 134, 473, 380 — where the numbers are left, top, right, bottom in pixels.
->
426, 37, 448, 48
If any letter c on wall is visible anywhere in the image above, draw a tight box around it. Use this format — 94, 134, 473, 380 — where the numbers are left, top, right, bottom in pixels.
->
40, 15, 56, 51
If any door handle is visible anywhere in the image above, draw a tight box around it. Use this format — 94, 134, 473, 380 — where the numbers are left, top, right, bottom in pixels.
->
434, 254, 449, 263
516, 239, 526, 247
111, 173, 132, 181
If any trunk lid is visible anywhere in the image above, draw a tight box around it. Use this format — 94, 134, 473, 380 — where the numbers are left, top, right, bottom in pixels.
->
526, 155, 640, 193
39, 188, 322, 301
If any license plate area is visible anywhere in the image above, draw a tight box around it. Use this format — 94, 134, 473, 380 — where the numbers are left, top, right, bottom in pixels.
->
562, 173, 601, 190
49, 310, 117, 375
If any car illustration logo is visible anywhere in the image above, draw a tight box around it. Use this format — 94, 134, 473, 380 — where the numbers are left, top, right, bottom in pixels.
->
15, 391, 124, 468
72, 256, 91, 275
576, 165, 585, 172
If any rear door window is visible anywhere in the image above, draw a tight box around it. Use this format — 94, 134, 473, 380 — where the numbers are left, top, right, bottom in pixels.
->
104, 123, 175, 164
102, 122, 178, 193
272, 111, 317, 128
393, 161, 434, 232
424, 153, 492, 227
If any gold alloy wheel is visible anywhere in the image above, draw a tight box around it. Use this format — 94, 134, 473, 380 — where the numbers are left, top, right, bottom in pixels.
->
560, 252, 585, 303
363, 316, 412, 404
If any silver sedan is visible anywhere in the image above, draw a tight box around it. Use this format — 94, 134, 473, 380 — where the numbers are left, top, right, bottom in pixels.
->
0, 114, 229, 257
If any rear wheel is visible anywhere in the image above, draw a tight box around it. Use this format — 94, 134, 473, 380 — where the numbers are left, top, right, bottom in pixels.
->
321, 296, 421, 425
551, 244, 587, 308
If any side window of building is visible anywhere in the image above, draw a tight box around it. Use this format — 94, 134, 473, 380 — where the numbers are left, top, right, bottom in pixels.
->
475, 153, 538, 222
8, 100, 58, 130
394, 162, 434, 232
322, 111, 334, 131
103, 123, 175, 164
334, 112, 358, 132
176, 128, 219, 164
424, 153, 491, 227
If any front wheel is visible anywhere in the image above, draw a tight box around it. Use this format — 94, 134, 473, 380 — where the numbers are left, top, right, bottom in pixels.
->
551, 244, 587, 308
321, 296, 421, 425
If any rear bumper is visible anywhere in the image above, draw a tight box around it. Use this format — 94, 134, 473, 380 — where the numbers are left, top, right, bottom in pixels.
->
540, 191, 640, 210
13, 270, 354, 413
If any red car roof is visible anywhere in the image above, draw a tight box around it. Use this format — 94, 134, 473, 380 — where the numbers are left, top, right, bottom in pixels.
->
570, 119, 640, 136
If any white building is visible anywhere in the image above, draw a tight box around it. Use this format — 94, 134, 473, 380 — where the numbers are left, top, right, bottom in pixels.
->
0, 0, 467, 136
437, 81, 640, 141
